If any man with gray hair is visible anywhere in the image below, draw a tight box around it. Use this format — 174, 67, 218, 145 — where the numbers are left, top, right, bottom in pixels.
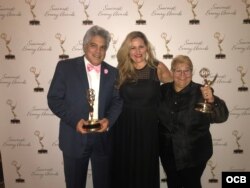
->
47, 25, 122, 188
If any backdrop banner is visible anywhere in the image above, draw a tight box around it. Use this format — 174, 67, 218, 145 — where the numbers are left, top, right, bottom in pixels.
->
0, 0, 249, 188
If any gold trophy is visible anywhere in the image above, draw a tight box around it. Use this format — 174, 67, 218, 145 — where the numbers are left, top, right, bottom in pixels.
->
83, 89, 101, 132
195, 68, 217, 113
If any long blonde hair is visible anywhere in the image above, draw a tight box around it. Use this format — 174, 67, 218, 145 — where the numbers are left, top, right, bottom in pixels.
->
116, 31, 157, 88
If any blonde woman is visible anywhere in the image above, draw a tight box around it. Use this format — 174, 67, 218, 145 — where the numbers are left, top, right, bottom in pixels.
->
111, 31, 172, 188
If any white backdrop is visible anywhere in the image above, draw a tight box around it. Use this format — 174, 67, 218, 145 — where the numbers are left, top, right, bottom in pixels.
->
0, 0, 249, 188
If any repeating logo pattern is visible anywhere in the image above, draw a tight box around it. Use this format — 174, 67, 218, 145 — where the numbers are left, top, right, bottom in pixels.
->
0, 1, 249, 188
7, 99, 20, 124
79, 0, 93, 25
110, 33, 118, 58
214, 32, 226, 59
232, 130, 243, 154
25, 0, 40, 25
30, 67, 44, 92
242, 0, 250, 24
12, 160, 25, 183
55, 33, 69, 59
133, 0, 146, 24
207, 160, 218, 183
34, 130, 48, 154
187, 0, 200, 24
237, 66, 248, 91
1, 33, 15, 59
161, 32, 173, 59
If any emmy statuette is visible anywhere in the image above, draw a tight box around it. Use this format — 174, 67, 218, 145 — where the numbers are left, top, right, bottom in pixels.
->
30, 67, 44, 92
187, 0, 200, 24
214, 32, 226, 59
83, 89, 101, 132
232, 130, 243, 154
237, 66, 248, 91
0, 33, 15, 59
34, 130, 48, 154
79, 0, 93, 25
242, 0, 250, 24
25, 0, 40, 25
12, 161, 25, 183
207, 160, 218, 183
55, 33, 69, 60
133, 0, 146, 25
7, 99, 20, 124
195, 68, 217, 113
161, 32, 173, 59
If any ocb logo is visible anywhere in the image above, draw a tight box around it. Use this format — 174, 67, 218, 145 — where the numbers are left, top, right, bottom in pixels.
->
226, 176, 246, 183
222, 172, 250, 188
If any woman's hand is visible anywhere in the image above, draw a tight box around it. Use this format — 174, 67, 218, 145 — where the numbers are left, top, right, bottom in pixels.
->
200, 85, 214, 103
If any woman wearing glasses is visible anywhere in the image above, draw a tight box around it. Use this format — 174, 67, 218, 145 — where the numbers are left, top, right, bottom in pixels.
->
158, 55, 229, 188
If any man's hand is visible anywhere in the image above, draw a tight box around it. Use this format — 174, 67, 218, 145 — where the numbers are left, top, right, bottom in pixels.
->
76, 119, 89, 134
97, 118, 109, 132
76, 118, 110, 134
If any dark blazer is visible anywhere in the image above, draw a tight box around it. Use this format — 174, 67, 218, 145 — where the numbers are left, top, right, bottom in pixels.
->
47, 56, 122, 158
158, 81, 229, 170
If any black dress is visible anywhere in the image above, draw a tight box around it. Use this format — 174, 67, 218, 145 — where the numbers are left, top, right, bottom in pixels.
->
112, 65, 160, 188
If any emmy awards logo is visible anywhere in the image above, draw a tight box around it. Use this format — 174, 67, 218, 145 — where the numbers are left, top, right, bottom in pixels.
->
83, 89, 101, 132
0, 33, 15, 59
237, 66, 248, 91
232, 130, 243, 154
161, 174, 167, 182
214, 32, 226, 59
187, 0, 200, 24
12, 160, 25, 183
55, 33, 69, 59
110, 33, 118, 58
195, 68, 218, 113
7, 99, 20, 124
30, 67, 44, 92
79, 0, 93, 25
34, 130, 48, 154
25, 0, 40, 25
207, 160, 218, 183
133, 0, 146, 25
242, 0, 250, 24
161, 32, 173, 59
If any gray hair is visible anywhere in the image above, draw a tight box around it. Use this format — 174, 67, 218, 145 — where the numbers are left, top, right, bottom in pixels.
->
82, 25, 111, 50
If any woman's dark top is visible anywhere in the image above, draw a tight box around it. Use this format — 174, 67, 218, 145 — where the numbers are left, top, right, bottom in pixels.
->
158, 81, 229, 170
112, 64, 161, 188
